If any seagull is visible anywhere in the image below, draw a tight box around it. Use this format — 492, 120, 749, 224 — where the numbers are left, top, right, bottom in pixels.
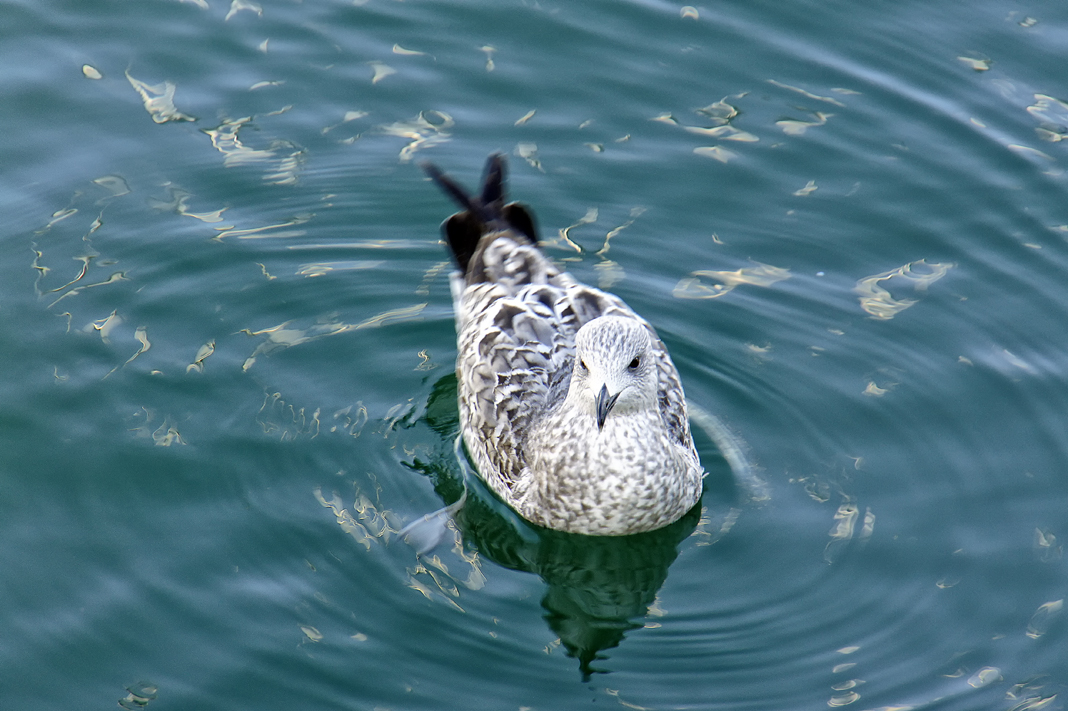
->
421, 154, 703, 536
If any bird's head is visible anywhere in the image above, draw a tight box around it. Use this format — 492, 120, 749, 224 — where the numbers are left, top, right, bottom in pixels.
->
569, 316, 658, 430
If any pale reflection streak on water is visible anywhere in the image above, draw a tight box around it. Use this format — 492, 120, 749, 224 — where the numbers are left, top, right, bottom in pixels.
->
854, 259, 956, 321
673, 261, 792, 300
125, 70, 197, 124
202, 115, 306, 186
239, 303, 427, 371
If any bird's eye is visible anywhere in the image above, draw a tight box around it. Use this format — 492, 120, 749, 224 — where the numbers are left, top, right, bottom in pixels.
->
628, 357, 641, 369
579, 360, 588, 371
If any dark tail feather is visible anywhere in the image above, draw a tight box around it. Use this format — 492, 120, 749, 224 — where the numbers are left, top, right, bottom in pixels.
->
479, 153, 505, 208
422, 153, 507, 224
422, 153, 539, 276
421, 161, 482, 218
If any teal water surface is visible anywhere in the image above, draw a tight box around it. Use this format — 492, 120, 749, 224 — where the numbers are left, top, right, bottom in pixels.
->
3, 0, 1068, 709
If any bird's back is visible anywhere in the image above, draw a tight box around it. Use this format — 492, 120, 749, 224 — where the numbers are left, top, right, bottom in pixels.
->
455, 235, 640, 496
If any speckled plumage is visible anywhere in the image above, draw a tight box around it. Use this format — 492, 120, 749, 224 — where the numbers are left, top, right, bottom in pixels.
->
423, 154, 703, 535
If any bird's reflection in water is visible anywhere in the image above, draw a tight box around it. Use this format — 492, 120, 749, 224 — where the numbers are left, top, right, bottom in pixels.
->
405, 373, 718, 679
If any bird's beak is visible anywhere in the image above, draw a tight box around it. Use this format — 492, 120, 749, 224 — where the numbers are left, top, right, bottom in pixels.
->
595, 383, 620, 430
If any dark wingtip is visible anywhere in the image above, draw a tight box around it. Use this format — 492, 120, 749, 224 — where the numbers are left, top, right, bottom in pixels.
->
442, 211, 481, 274
502, 202, 538, 244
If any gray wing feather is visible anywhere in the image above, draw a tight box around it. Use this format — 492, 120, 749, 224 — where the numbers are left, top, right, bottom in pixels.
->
652, 343, 693, 448
457, 294, 569, 493
455, 237, 573, 495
